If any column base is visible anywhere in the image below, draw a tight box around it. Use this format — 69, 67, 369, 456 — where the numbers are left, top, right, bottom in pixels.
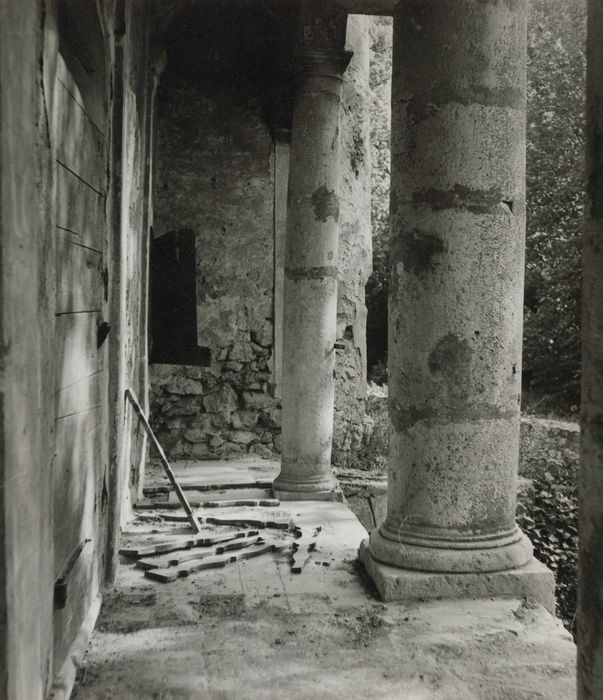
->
358, 540, 556, 613
272, 474, 344, 502
370, 522, 534, 573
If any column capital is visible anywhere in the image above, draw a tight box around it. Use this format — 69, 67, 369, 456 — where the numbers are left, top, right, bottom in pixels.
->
294, 48, 353, 81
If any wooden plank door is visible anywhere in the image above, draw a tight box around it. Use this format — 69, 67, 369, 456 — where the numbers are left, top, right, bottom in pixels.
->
52, 45, 108, 675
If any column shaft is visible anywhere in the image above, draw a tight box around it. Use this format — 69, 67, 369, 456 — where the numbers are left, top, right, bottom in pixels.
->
273, 35, 351, 499
578, 0, 603, 696
369, 0, 532, 572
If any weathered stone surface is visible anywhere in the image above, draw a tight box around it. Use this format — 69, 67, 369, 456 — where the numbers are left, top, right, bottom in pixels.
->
164, 376, 205, 396
161, 397, 202, 417
251, 319, 273, 348
250, 443, 274, 459
183, 366, 207, 381
202, 386, 238, 415
241, 391, 274, 411
184, 442, 213, 459
337, 466, 387, 531
345, 495, 376, 531
229, 430, 257, 445
260, 408, 282, 429
250, 341, 270, 357
165, 417, 191, 431
231, 410, 259, 429
228, 342, 256, 363
183, 428, 212, 443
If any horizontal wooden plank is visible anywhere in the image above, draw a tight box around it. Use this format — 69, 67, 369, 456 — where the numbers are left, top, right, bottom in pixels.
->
55, 312, 103, 393
135, 498, 280, 510
56, 163, 105, 249
143, 480, 274, 494
140, 510, 294, 531
135, 536, 265, 570
56, 234, 103, 314
145, 543, 279, 583
119, 530, 260, 559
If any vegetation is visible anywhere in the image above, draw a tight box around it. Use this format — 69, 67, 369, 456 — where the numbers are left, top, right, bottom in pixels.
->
523, 0, 586, 415
517, 464, 578, 636
367, 18, 391, 381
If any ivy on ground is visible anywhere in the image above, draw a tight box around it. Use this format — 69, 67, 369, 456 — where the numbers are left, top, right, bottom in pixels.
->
516, 462, 578, 637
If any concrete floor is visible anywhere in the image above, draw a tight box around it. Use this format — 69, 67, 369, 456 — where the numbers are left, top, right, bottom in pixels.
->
72, 460, 577, 700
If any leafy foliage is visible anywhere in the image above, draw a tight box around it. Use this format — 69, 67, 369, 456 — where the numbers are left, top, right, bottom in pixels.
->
367, 18, 392, 380
517, 464, 578, 636
523, 0, 586, 412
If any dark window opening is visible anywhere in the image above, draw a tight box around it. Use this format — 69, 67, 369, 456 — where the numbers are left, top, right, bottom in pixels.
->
150, 229, 210, 366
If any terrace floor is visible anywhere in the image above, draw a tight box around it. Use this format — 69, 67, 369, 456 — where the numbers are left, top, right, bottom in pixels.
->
72, 459, 577, 700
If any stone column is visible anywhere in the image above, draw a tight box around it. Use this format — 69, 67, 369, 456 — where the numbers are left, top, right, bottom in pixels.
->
578, 1, 603, 696
360, 0, 553, 604
272, 3, 351, 500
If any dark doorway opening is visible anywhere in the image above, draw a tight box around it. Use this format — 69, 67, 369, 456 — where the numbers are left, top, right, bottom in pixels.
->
150, 229, 210, 366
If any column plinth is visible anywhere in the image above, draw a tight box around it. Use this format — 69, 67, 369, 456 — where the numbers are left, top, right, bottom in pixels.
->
362, 0, 553, 604
273, 35, 351, 501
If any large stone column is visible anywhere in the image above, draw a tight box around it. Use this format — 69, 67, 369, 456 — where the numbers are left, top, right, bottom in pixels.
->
578, 1, 603, 696
360, 0, 553, 604
273, 3, 351, 500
